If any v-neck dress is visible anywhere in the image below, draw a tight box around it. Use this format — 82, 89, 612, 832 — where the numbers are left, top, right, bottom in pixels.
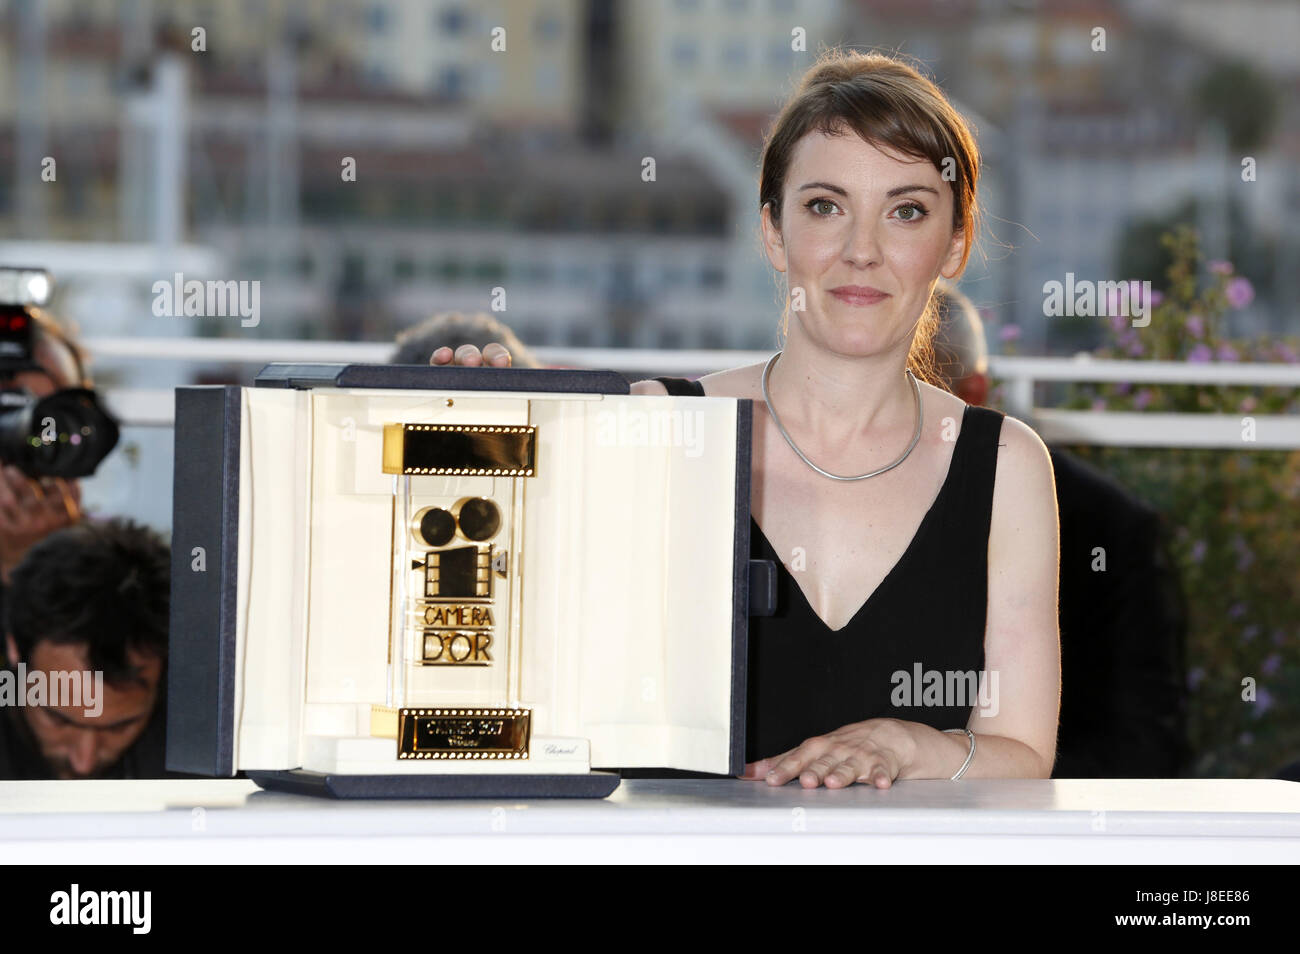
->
653, 375, 1006, 763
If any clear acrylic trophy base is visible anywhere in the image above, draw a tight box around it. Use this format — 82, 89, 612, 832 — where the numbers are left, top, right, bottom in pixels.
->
300, 734, 593, 775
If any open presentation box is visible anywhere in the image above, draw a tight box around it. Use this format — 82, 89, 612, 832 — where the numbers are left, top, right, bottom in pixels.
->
166, 363, 772, 798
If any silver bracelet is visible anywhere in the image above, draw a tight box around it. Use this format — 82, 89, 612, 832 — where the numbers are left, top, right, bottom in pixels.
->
942, 728, 976, 780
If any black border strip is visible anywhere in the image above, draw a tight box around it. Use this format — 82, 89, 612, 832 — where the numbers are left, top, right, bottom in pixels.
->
730, 398, 753, 776
253, 362, 630, 395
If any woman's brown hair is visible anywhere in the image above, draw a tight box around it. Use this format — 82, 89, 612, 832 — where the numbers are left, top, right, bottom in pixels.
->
758, 48, 981, 386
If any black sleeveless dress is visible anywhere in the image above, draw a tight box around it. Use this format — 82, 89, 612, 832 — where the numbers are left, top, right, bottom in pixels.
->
653, 375, 1006, 765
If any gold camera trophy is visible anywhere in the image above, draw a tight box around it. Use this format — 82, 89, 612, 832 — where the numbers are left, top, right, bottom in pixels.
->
166, 363, 754, 799
374, 422, 535, 761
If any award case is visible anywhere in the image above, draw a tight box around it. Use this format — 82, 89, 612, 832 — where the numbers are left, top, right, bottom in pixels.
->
166, 363, 766, 798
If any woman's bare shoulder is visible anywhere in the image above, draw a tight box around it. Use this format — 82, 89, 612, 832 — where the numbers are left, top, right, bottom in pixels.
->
914, 380, 970, 432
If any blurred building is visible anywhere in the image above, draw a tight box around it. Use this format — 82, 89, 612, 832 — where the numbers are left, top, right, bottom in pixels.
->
843, 0, 1299, 350
0, 0, 1294, 356
1, 0, 796, 350
618, 0, 843, 127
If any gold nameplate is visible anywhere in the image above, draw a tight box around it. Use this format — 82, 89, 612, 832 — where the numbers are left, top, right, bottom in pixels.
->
397, 707, 531, 759
382, 424, 536, 476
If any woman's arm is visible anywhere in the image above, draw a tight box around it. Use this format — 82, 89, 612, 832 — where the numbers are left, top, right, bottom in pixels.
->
902, 414, 1061, 780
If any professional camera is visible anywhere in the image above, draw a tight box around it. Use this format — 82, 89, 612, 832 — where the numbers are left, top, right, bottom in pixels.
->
0, 266, 120, 478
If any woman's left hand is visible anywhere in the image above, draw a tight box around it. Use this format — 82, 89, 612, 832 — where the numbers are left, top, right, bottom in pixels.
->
740, 718, 916, 789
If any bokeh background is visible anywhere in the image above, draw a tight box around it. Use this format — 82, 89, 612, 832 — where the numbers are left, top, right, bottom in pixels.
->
1, 0, 1296, 777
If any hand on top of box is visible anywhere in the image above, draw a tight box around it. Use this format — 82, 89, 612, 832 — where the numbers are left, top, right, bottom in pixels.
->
429, 343, 513, 368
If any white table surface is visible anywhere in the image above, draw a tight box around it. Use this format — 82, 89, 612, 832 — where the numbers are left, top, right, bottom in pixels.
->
1, 777, 1297, 863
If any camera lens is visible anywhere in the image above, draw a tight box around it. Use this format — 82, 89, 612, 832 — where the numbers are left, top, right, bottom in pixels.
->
0, 387, 120, 479
412, 507, 456, 547
453, 497, 501, 541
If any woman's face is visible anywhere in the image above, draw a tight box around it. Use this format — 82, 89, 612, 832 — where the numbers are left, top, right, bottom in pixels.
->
761, 128, 966, 358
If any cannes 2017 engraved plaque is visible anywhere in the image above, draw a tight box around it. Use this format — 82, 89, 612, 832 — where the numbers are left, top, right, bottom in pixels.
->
397, 707, 532, 759
378, 421, 536, 760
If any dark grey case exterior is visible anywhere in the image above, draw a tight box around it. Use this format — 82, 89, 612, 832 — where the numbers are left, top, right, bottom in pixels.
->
247, 769, 621, 799
167, 363, 770, 798
167, 385, 242, 777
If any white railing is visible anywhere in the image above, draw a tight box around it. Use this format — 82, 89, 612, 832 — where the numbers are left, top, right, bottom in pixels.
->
84, 339, 1300, 450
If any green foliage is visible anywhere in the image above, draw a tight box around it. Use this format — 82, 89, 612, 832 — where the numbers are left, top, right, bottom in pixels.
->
1113, 197, 1273, 297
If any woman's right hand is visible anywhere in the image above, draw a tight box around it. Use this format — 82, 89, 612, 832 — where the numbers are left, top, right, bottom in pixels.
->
429, 343, 513, 368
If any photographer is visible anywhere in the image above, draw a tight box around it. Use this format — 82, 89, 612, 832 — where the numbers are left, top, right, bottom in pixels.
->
0, 308, 86, 584
1, 518, 176, 780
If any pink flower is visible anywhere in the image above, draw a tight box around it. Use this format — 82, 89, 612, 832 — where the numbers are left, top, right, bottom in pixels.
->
1150, 289, 1164, 307
1188, 343, 1212, 363
1114, 381, 1132, 395
1126, 336, 1146, 357
1226, 276, 1255, 309
1239, 396, 1257, 414
1216, 342, 1239, 362
1134, 388, 1153, 410
1128, 280, 1152, 311
1207, 260, 1233, 275
998, 324, 1021, 342
1273, 343, 1298, 363
1091, 398, 1106, 411
1185, 314, 1204, 338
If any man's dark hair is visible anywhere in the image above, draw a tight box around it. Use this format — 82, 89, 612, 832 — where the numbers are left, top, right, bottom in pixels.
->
390, 311, 543, 368
4, 518, 169, 686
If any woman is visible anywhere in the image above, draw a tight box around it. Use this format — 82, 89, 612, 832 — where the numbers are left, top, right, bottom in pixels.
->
434, 49, 1060, 790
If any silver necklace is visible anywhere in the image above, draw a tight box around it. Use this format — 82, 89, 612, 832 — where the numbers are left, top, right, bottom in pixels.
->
761, 350, 923, 482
